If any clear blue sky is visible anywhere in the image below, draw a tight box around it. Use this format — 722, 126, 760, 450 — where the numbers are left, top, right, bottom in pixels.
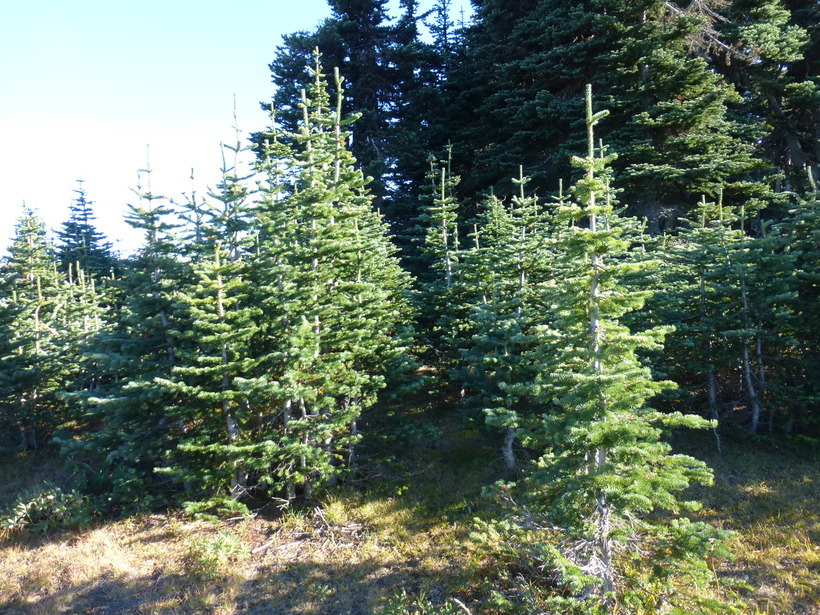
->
0, 0, 460, 256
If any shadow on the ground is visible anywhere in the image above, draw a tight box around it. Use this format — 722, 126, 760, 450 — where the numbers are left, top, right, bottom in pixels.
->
1, 554, 471, 615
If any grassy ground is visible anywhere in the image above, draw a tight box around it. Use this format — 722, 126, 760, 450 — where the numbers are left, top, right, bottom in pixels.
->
686, 435, 820, 615
0, 404, 817, 614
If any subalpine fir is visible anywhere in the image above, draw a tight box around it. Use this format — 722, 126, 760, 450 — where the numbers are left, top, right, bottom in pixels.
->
413, 146, 463, 360
65, 173, 188, 510
0, 210, 75, 448
455, 171, 554, 471
516, 86, 732, 613
246, 52, 414, 498
777, 174, 820, 430
152, 143, 260, 514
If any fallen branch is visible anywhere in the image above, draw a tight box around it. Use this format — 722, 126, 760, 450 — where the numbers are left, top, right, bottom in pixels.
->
451, 597, 472, 614
313, 506, 332, 532
252, 539, 276, 554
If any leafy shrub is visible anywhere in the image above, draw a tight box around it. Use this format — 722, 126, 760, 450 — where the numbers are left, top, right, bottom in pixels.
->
1, 482, 95, 537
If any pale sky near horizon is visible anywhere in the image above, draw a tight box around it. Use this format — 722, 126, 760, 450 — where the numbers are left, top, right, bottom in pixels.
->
0, 0, 458, 257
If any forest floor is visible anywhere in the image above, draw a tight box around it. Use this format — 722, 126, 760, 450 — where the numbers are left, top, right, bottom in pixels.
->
0, 400, 817, 614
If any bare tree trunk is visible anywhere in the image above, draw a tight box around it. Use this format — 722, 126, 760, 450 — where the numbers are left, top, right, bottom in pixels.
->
501, 425, 516, 472
740, 278, 763, 433
707, 369, 722, 453
594, 448, 615, 596
226, 412, 247, 499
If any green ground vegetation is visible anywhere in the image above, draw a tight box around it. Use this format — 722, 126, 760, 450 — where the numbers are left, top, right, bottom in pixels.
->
1, 394, 817, 614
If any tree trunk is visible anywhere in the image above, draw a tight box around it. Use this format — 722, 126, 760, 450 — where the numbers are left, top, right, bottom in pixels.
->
707, 369, 722, 453
283, 399, 296, 500
501, 425, 516, 472
594, 447, 615, 597
740, 278, 763, 433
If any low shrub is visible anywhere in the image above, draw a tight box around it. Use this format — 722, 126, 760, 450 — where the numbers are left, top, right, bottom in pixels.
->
1, 481, 96, 538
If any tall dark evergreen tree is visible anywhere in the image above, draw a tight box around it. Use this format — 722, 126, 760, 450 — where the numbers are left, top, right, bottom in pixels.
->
267, 1, 398, 205
55, 181, 117, 279
449, 0, 773, 229
715, 0, 818, 191
264, 0, 462, 239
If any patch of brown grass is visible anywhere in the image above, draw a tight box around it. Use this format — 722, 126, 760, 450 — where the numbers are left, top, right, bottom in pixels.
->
0, 422, 495, 614
1, 422, 817, 614
685, 437, 820, 614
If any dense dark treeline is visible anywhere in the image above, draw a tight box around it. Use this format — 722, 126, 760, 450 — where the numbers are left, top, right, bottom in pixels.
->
1, 1, 818, 611
268, 0, 816, 230
266, 0, 819, 433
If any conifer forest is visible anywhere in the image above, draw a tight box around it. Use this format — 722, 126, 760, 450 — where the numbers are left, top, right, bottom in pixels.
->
1, 1, 818, 613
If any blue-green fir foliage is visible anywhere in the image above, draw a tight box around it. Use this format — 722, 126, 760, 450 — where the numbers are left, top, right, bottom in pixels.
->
505, 86, 734, 614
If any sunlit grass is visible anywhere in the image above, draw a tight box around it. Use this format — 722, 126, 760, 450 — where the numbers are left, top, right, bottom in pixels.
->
685, 436, 820, 614
0, 420, 816, 613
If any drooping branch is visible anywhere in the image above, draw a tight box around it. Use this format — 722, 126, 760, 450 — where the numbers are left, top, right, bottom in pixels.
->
664, 0, 751, 63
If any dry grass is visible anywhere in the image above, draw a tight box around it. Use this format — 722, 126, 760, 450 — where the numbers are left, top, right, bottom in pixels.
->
0, 497, 477, 614
686, 436, 820, 615
0, 416, 496, 614
0, 422, 817, 614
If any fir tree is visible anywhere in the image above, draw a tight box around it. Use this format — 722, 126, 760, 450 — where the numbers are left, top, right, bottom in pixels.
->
413, 147, 463, 358
155, 243, 260, 513
152, 139, 261, 513
773, 174, 819, 430
455, 172, 554, 470
0, 209, 87, 449
64, 171, 188, 509
246, 53, 414, 498
446, 0, 773, 227
513, 87, 730, 612
55, 181, 117, 279
716, 0, 818, 191
651, 196, 739, 449
263, 0, 420, 210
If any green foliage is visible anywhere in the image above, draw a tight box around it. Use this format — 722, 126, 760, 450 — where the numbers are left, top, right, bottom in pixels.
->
0, 482, 95, 537
182, 530, 250, 581
3, 9, 817, 612
717, 0, 818, 192
0, 208, 108, 450
241, 51, 416, 499
55, 181, 118, 280
775, 175, 820, 428
497, 86, 732, 613
434, 0, 778, 227
151, 139, 261, 513
452, 171, 556, 469
55, 171, 189, 507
